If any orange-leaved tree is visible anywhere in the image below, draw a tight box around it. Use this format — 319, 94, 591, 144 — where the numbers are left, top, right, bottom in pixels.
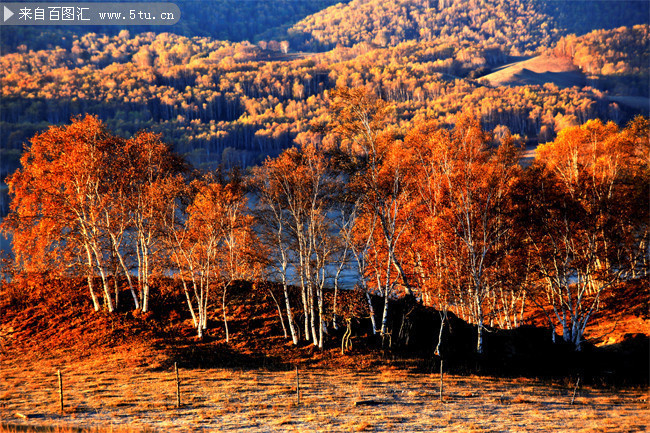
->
404, 113, 522, 354
3, 115, 122, 312
329, 87, 417, 346
2, 115, 184, 313
521, 117, 649, 349
252, 143, 337, 348
170, 174, 259, 340
123, 131, 185, 313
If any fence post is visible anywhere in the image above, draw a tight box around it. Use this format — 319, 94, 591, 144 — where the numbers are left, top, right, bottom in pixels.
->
175, 362, 181, 408
57, 370, 64, 414
439, 359, 444, 402
570, 377, 580, 405
296, 366, 300, 406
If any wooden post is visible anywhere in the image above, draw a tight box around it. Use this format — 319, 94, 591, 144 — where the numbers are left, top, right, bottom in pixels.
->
57, 370, 64, 414
175, 362, 181, 408
295, 366, 300, 406
439, 359, 444, 402
570, 377, 580, 405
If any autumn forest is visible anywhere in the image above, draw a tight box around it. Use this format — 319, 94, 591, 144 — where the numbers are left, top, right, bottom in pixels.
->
1, 2, 649, 422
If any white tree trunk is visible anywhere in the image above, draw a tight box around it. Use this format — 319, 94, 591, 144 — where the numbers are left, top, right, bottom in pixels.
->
268, 288, 288, 338
476, 317, 484, 354
84, 245, 100, 312
282, 279, 299, 345
222, 283, 230, 343
366, 291, 378, 335
181, 278, 198, 328
380, 294, 390, 342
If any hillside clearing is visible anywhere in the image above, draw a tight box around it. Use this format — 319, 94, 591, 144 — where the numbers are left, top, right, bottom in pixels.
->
480, 55, 585, 88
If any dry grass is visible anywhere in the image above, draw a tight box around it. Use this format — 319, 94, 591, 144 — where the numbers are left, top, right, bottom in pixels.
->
1, 354, 648, 433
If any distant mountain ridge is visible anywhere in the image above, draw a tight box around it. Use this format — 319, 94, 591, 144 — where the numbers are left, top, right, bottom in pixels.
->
286, 0, 649, 53
2, 0, 648, 55
0, 0, 345, 53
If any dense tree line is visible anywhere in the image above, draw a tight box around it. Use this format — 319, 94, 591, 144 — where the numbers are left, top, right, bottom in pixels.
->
3, 92, 648, 353
0, 0, 344, 54
3, 0, 645, 56
549, 25, 650, 97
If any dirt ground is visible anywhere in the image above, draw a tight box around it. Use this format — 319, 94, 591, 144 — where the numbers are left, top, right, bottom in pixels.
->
1, 350, 648, 433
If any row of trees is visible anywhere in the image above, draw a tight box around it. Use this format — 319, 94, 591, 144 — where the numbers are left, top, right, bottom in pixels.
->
3, 91, 648, 352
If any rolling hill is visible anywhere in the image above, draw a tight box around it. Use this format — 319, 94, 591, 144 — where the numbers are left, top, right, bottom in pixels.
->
480, 55, 585, 88
286, 0, 649, 53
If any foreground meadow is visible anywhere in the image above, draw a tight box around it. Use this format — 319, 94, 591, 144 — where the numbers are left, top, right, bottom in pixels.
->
1, 350, 647, 433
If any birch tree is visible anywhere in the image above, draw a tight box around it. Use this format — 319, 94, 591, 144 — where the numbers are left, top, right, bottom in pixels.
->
124, 131, 183, 313
212, 178, 262, 343
329, 87, 416, 345
252, 144, 336, 348
522, 118, 649, 349
3, 115, 121, 312
404, 114, 521, 353
251, 163, 300, 344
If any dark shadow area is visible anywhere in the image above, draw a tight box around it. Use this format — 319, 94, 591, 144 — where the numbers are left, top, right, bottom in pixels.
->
369, 294, 649, 387
161, 341, 291, 371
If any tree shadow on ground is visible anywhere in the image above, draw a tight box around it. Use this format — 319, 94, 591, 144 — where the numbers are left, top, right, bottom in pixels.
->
158, 340, 291, 371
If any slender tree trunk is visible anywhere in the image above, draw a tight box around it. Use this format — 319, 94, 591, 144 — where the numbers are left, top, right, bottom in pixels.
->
141, 238, 150, 313
136, 240, 144, 303
203, 275, 210, 332
365, 291, 378, 335
196, 278, 206, 338
476, 317, 484, 354
317, 283, 324, 350
309, 283, 319, 347
282, 278, 299, 345
114, 264, 120, 310
332, 277, 339, 331
222, 282, 230, 343
99, 272, 113, 312
182, 278, 198, 328
435, 309, 447, 357
268, 287, 288, 338
518, 291, 526, 327
87, 274, 100, 312
299, 272, 310, 342
94, 251, 114, 313
380, 294, 390, 342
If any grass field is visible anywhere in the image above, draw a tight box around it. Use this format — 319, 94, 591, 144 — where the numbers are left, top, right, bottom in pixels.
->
1, 351, 648, 432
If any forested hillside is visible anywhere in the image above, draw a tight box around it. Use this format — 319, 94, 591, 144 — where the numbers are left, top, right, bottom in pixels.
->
550, 25, 650, 97
2, 28, 648, 170
287, 0, 648, 52
0, 0, 344, 53
1, 0, 649, 216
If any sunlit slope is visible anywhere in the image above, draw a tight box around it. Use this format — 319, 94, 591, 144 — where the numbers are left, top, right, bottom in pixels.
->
481, 55, 585, 88
287, 0, 649, 53
288, 0, 557, 53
